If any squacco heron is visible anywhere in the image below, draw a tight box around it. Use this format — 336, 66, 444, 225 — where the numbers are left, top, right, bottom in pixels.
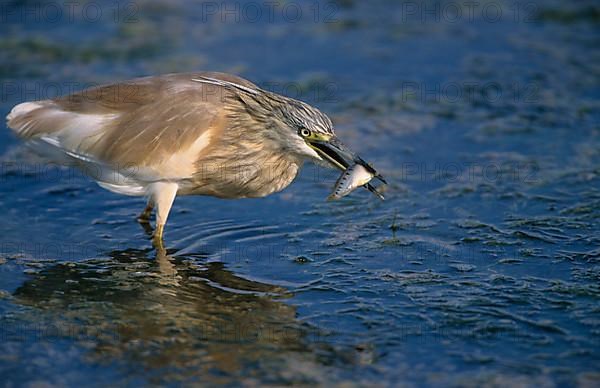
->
6, 72, 384, 244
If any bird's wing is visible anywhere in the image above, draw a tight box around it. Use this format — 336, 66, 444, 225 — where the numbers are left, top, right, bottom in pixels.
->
6, 72, 253, 183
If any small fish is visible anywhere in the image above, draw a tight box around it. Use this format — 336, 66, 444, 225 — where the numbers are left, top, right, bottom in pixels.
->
328, 164, 385, 200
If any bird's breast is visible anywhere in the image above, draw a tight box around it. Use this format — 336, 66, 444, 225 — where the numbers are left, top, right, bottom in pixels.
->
182, 151, 302, 199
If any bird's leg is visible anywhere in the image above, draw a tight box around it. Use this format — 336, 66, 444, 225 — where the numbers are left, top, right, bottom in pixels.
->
137, 201, 154, 224
153, 225, 165, 250
149, 182, 179, 247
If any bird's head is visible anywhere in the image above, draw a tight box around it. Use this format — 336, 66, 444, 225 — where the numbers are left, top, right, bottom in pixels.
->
275, 99, 381, 179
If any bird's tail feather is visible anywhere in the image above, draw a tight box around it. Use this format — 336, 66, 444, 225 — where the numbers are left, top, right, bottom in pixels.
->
6, 101, 146, 196
6, 101, 63, 139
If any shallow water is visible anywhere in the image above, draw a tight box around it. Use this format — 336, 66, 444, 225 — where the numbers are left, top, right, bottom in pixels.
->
1, 0, 599, 385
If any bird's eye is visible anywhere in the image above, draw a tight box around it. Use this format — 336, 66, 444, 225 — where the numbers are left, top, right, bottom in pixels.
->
299, 128, 311, 137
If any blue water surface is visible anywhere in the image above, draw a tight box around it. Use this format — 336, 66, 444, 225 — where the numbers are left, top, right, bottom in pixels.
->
0, 0, 599, 386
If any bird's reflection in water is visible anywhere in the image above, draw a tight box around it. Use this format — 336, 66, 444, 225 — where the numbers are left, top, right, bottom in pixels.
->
12, 246, 328, 384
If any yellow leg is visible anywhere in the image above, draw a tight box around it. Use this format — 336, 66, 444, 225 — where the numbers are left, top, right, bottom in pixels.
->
153, 224, 165, 250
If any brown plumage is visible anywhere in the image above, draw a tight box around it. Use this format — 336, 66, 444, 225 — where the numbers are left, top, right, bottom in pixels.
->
6, 71, 385, 245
